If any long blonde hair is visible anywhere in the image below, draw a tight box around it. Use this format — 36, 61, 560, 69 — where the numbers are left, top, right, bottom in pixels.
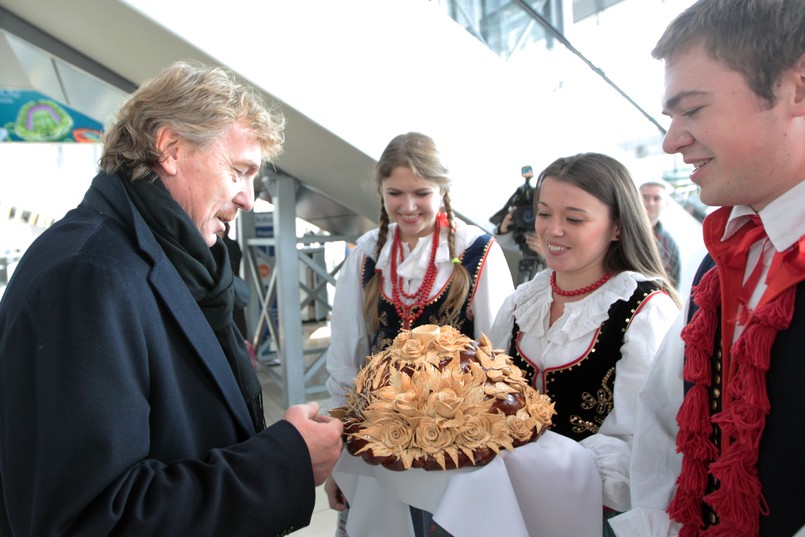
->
363, 132, 470, 333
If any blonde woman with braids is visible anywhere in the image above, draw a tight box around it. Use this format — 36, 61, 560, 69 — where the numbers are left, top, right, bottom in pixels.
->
325, 132, 513, 536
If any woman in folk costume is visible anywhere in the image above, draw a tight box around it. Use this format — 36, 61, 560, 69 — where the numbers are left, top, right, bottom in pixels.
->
324, 132, 513, 536
489, 153, 681, 536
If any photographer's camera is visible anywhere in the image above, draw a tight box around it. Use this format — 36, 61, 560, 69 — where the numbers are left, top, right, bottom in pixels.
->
490, 165, 545, 285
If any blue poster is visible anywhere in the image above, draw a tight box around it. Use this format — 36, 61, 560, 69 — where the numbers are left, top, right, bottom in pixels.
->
0, 89, 104, 143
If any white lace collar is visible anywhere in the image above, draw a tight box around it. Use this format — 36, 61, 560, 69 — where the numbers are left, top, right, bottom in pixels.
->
356, 221, 480, 280
512, 271, 652, 345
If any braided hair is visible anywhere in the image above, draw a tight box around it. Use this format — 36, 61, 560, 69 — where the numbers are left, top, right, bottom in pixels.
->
363, 133, 471, 333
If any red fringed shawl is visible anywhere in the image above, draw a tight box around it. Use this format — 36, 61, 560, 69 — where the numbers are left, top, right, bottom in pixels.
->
669, 206, 804, 536
670, 266, 795, 536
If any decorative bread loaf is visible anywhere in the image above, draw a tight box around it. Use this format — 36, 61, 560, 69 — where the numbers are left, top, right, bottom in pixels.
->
333, 325, 555, 471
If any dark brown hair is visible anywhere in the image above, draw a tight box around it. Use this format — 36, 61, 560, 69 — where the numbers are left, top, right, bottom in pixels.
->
653, 0, 805, 108
536, 153, 680, 306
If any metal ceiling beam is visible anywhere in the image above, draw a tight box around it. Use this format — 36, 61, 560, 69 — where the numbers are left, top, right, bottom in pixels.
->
0, 6, 136, 93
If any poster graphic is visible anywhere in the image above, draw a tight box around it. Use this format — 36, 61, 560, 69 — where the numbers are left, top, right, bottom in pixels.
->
0, 89, 104, 143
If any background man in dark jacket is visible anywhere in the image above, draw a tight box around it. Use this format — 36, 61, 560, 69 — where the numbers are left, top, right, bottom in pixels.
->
640, 180, 681, 289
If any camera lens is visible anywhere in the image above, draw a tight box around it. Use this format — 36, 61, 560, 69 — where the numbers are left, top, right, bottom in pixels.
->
514, 206, 534, 228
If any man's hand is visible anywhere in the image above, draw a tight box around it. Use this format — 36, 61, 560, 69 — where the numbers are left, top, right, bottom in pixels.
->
498, 210, 514, 234
283, 402, 343, 486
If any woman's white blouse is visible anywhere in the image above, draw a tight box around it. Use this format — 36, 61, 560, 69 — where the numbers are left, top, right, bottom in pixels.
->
326, 220, 513, 409
489, 270, 680, 511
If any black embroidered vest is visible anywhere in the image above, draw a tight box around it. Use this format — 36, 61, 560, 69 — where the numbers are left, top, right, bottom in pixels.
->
686, 255, 805, 535
362, 234, 493, 354
509, 281, 660, 442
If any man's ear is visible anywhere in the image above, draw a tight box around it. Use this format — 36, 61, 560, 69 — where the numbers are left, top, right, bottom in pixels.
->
792, 53, 805, 114
155, 126, 181, 176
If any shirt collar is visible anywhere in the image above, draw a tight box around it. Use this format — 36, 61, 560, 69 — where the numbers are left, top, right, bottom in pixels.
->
722, 180, 805, 253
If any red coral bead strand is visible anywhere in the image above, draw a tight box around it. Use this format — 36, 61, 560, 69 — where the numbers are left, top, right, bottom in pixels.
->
550, 271, 611, 297
390, 220, 441, 328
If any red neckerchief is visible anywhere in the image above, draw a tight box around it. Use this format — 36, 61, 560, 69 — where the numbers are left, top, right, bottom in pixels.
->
669, 207, 805, 536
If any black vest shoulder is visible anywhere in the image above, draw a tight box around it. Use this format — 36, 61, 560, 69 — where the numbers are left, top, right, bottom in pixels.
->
510, 280, 661, 441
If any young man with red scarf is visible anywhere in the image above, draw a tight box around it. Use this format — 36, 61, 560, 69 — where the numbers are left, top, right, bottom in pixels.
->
609, 1, 805, 536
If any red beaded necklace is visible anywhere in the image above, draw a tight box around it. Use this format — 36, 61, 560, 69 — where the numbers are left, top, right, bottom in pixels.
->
389, 220, 441, 329
550, 271, 611, 297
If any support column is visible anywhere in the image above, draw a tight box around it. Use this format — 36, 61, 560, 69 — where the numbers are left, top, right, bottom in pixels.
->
271, 174, 306, 406
237, 210, 257, 341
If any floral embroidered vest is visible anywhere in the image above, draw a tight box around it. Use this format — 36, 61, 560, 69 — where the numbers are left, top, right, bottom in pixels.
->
509, 281, 660, 442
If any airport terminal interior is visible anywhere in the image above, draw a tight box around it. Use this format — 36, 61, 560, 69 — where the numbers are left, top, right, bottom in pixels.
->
1, 1, 708, 534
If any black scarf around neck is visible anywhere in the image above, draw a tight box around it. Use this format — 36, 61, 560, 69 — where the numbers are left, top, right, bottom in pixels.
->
122, 173, 265, 432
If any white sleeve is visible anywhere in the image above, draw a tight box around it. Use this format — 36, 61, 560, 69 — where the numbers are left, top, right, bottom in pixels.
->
488, 291, 517, 352
470, 239, 515, 340
609, 308, 686, 537
579, 291, 680, 512
325, 248, 370, 409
